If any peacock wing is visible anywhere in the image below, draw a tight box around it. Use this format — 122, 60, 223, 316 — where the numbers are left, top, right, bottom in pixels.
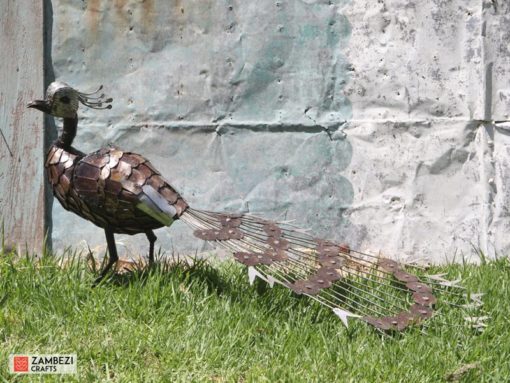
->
75, 148, 187, 227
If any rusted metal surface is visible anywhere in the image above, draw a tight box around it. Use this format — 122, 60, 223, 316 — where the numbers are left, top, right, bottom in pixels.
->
288, 279, 324, 296
234, 252, 273, 266
192, 212, 245, 241
316, 267, 343, 282
405, 281, 433, 294
354, 256, 440, 331
0, 0, 45, 254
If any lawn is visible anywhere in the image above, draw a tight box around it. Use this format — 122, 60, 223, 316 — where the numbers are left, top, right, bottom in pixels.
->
0, 248, 508, 382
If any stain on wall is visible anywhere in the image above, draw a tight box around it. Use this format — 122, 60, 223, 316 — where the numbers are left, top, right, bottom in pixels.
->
46, 0, 510, 262
342, 0, 510, 261
49, 0, 357, 257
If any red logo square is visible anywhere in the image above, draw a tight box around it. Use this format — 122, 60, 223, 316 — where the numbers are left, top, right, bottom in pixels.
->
13, 356, 29, 372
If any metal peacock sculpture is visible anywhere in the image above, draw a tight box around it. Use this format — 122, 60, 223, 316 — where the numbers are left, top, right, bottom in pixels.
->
28, 81, 467, 331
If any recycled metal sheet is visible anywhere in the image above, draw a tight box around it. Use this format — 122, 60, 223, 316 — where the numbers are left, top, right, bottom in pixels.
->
289, 280, 322, 296
378, 258, 400, 272
410, 304, 433, 319
267, 237, 289, 250
121, 153, 143, 167
316, 267, 343, 282
262, 223, 283, 237
219, 227, 244, 240
412, 292, 437, 306
219, 215, 242, 228
137, 163, 154, 179
129, 168, 146, 187
75, 162, 101, 180
193, 229, 220, 241
234, 252, 273, 266
83, 152, 110, 168
405, 281, 433, 294
47, 0, 510, 262
362, 316, 392, 331
108, 150, 123, 169
393, 270, 419, 283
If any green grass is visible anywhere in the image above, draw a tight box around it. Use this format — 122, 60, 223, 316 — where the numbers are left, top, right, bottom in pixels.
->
0, 249, 508, 382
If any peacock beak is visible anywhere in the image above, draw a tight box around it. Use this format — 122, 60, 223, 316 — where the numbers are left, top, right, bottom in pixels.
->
27, 99, 51, 113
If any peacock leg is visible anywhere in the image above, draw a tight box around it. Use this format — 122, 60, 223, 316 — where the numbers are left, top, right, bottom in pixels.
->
145, 230, 157, 266
93, 228, 119, 285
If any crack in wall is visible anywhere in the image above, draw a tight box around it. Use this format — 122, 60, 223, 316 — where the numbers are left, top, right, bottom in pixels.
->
479, 1, 498, 257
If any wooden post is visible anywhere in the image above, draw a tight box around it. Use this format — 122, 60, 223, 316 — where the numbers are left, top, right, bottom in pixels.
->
0, 1, 46, 254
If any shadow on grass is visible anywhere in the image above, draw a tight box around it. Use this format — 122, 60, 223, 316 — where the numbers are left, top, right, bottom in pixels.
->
90, 253, 339, 326
96, 254, 231, 295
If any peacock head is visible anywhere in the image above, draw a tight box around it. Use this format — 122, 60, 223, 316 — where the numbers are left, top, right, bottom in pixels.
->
28, 81, 112, 118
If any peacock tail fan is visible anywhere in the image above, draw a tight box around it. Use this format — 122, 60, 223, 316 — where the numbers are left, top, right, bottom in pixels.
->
180, 208, 476, 332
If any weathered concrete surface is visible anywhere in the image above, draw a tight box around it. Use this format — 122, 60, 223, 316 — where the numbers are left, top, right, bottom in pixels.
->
344, 0, 484, 121
342, 0, 510, 261
0, 0, 46, 254
47, 0, 510, 262
49, 0, 355, 257
343, 120, 485, 262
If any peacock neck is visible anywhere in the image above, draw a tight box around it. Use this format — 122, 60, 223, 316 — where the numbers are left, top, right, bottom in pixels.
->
55, 115, 78, 150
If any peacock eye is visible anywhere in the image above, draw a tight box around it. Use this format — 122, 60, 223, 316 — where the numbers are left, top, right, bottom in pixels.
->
60, 95, 70, 104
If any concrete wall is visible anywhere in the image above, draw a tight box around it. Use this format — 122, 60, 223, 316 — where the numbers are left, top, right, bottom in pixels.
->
342, 0, 510, 261
42, 0, 510, 262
